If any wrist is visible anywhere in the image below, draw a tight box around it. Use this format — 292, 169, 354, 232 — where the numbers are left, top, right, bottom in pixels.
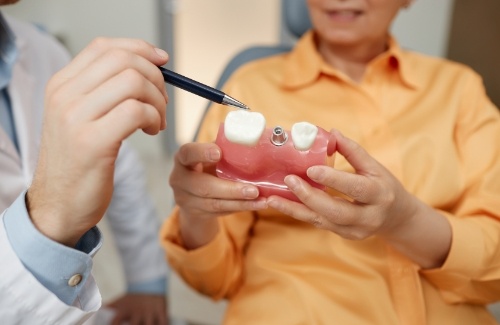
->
379, 199, 452, 269
26, 188, 85, 247
178, 210, 219, 250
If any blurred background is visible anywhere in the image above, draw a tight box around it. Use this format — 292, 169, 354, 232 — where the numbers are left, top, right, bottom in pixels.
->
3, 0, 499, 324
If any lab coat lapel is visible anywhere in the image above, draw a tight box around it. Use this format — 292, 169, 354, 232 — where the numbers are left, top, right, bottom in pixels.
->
9, 47, 38, 184
0, 122, 18, 160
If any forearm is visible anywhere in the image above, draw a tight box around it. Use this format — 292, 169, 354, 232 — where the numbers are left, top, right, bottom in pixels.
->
381, 198, 452, 269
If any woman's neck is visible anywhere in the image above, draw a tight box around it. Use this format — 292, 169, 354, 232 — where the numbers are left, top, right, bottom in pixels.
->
317, 36, 388, 83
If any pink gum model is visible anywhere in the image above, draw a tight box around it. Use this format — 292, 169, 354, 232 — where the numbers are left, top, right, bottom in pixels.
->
215, 124, 336, 202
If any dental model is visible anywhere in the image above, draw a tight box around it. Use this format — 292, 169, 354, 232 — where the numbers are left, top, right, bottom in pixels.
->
215, 110, 335, 201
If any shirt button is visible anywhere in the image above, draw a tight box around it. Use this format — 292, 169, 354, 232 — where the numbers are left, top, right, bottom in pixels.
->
68, 274, 83, 287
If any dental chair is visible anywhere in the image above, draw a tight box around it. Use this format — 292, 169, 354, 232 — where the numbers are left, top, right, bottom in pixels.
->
193, 0, 312, 140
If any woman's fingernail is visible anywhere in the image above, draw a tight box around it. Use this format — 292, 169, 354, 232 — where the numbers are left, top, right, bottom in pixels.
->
207, 148, 220, 161
267, 198, 281, 210
242, 186, 258, 198
307, 166, 324, 181
252, 199, 268, 210
284, 175, 300, 191
155, 47, 169, 59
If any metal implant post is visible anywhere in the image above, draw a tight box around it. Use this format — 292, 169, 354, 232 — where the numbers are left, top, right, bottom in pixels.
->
271, 126, 288, 146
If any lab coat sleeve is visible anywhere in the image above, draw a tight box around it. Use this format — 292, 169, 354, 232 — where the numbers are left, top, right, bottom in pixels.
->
105, 141, 168, 293
420, 70, 500, 304
0, 194, 101, 325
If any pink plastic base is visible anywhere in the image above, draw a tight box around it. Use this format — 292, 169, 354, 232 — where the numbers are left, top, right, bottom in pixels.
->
215, 124, 334, 201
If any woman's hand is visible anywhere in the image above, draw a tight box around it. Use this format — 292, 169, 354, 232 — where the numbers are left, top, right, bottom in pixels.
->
170, 142, 267, 249
267, 129, 452, 269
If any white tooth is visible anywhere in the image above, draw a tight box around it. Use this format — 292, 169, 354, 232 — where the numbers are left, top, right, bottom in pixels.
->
224, 110, 266, 146
291, 122, 318, 151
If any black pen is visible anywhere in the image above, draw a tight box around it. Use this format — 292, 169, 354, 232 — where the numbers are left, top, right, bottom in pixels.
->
159, 66, 250, 110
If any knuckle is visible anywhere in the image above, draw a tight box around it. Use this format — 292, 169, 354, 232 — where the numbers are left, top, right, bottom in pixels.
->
196, 182, 213, 198
208, 198, 223, 212
168, 170, 180, 188
348, 180, 366, 201
47, 88, 67, 109
346, 230, 367, 241
119, 99, 143, 120
309, 214, 324, 228
294, 185, 313, 202
46, 75, 60, 95
380, 189, 396, 207
128, 38, 150, 51
89, 37, 111, 50
361, 214, 383, 233
324, 204, 344, 224
121, 68, 145, 87
107, 48, 135, 67
176, 144, 191, 165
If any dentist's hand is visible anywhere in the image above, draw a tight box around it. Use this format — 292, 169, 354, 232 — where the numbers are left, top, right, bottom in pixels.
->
170, 142, 267, 249
27, 38, 169, 247
267, 129, 451, 269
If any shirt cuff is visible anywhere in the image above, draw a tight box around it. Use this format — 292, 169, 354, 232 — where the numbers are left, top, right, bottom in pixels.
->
419, 212, 484, 302
127, 276, 168, 296
3, 191, 103, 305
160, 210, 228, 273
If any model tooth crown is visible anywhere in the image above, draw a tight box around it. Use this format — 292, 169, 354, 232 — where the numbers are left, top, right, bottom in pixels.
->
225, 111, 318, 150
224, 110, 266, 146
291, 122, 318, 151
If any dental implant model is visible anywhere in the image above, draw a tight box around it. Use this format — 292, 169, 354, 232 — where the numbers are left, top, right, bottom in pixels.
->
215, 110, 335, 201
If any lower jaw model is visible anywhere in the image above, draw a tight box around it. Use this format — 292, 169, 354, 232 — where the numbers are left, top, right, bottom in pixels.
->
215, 110, 334, 201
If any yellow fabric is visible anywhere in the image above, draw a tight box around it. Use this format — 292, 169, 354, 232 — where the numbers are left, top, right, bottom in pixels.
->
161, 31, 500, 324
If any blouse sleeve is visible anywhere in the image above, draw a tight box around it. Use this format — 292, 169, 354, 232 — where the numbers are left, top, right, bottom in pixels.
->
420, 70, 500, 304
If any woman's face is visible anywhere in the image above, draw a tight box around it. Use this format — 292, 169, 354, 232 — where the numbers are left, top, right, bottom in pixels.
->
307, 0, 408, 46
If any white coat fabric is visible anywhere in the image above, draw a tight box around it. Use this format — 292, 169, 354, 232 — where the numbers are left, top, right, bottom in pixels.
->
0, 15, 167, 324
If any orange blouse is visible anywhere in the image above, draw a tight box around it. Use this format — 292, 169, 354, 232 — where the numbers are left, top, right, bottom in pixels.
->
161, 32, 500, 325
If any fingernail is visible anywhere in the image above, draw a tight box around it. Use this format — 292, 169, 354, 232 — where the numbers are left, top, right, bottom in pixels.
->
242, 186, 258, 198
155, 47, 169, 59
208, 148, 220, 161
284, 175, 300, 191
252, 198, 268, 209
307, 166, 324, 181
334, 128, 345, 139
267, 198, 281, 210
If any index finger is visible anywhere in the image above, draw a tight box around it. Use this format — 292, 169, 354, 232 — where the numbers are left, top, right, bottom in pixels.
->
50, 38, 168, 91
331, 129, 380, 175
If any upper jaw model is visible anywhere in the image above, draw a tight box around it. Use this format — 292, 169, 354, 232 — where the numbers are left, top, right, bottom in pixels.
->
216, 110, 335, 201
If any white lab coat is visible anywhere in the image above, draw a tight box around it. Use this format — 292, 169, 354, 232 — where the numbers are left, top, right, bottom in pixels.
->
0, 15, 167, 324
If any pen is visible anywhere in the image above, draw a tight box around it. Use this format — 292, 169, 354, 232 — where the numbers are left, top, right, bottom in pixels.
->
159, 66, 250, 110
